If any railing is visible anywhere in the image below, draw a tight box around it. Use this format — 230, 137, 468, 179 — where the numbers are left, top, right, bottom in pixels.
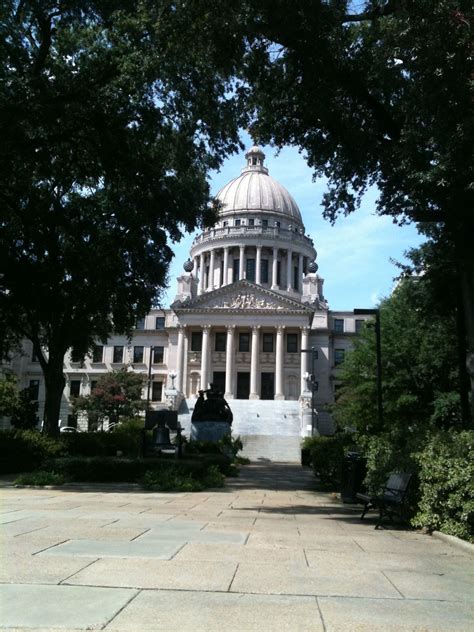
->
191, 225, 315, 249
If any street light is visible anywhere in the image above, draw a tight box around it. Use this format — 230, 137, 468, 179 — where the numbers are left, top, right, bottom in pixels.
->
354, 308, 383, 426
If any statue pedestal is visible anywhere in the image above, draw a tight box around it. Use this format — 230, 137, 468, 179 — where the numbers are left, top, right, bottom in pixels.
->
191, 421, 231, 442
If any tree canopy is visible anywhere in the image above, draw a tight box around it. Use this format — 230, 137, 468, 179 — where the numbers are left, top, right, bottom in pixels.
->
0, 1, 244, 434
177, 0, 474, 419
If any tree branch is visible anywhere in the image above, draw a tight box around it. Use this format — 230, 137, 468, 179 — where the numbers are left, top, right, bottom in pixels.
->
343, 1, 400, 23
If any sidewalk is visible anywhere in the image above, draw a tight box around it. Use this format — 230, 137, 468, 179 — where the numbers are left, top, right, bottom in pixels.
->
1, 463, 473, 631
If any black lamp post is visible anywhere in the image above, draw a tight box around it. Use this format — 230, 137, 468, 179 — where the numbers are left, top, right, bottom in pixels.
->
354, 308, 383, 426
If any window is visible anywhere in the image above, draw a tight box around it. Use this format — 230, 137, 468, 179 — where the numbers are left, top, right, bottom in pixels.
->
135, 318, 145, 330
248, 218, 255, 227
275, 221, 280, 228
70, 380, 81, 398
233, 259, 240, 281
91, 381, 98, 393
239, 333, 250, 352
277, 261, 281, 286
262, 333, 274, 353
153, 346, 164, 364
335, 349, 345, 366
355, 319, 364, 334
235, 219, 241, 227
113, 346, 123, 363
215, 332, 226, 352
293, 265, 299, 291
152, 381, 163, 402
29, 379, 40, 400
32, 348, 40, 363
334, 318, 344, 333
155, 317, 165, 330
223, 220, 228, 227
246, 258, 255, 282
191, 332, 202, 352
91, 344, 103, 363
133, 346, 144, 363
287, 333, 298, 353
262, 219, 268, 228
261, 259, 269, 283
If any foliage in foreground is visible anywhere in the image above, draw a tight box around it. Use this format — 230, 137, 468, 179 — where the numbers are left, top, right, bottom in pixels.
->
306, 434, 355, 487
412, 431, 474, 541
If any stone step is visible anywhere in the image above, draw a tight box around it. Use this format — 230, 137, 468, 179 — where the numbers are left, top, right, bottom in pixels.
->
240, 435, 302, 463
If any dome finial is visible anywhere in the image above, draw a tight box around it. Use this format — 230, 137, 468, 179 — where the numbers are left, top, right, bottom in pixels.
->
243, 145, 268, 175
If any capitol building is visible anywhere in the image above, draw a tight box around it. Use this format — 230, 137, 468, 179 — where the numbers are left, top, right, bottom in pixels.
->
7, 147, 372, 461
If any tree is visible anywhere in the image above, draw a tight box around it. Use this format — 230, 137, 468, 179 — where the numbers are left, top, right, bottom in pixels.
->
73, 369, 145, 429
179, 0, 473, 420
334, 273, 463, 436
0, 373, 39, 429
0, 2, 243, 435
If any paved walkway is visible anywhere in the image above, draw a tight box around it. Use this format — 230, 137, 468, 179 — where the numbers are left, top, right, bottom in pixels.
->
1, 463, 473, 631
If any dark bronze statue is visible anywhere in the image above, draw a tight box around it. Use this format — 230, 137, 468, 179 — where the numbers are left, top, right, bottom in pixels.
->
191, 384, 233, 424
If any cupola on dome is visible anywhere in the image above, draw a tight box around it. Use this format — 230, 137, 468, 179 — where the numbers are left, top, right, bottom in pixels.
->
216, 146, 303, 224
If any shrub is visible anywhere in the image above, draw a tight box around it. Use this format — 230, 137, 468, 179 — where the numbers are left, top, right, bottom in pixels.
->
48, 455, 231, 485
141, 464, 224, 492
14, 470, 66, 486
359, 434, 418, 495
412, 430, 474, 541
309, 433, 354, 486
0, 430, 63, 473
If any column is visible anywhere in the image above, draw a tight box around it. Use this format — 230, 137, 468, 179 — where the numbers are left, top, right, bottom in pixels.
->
298, 253, 304, 292
208, 249, 215, 290
256, 246, 262, 285
239, 245, 245, 280
223, 247, 229, 286
271, 247, 279, 290
249, 325, 260, 399
300, 326, 310, 395
198, 252, 205, 295
200, 325, 211, 390
275, 325, 285, 400
224, 325, 235, 399
176, 325, 185, 392
286, 249, 293, 292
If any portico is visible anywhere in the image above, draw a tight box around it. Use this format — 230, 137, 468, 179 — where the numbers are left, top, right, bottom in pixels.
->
173, 280, 314, 401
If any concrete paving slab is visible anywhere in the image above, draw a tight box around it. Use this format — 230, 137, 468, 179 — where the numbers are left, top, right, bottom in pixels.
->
106, 589, 324, 632
35, 525, 150, 541
65, 558, 237, 591
318, 595, 474, 631
1, 554, 97, 584
247, 532, 364, 552
137, 528, 247, 544
305, 548, 456, 574
230, 563, 403, 598
175, 542, 307, 565
0, 584, 137, 629
353, 534, 460, 555
38, 538, 183, 559
385, 569, 474, 602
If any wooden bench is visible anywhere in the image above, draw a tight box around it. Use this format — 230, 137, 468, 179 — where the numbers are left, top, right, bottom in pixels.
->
356, 472, 413, 529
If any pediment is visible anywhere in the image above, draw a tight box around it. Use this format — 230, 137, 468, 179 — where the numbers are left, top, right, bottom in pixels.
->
172, 280, 313, 314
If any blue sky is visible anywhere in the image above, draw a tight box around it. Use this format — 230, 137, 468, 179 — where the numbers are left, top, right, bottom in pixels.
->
162, 133, 425, 311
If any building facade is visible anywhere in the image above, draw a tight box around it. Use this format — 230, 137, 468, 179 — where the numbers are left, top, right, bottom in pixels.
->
4, 147, 373, 459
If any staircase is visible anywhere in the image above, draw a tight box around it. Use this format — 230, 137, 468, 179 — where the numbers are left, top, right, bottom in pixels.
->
178, 398, 302, 463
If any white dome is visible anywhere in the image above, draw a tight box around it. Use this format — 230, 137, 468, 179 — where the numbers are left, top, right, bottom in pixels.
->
216, 147, 303, 224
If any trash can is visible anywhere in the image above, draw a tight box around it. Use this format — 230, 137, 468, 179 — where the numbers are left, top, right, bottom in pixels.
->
341, 451, 366, 503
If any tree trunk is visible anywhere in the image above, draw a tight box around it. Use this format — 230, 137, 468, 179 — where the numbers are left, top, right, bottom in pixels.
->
42, 356, 66, 437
